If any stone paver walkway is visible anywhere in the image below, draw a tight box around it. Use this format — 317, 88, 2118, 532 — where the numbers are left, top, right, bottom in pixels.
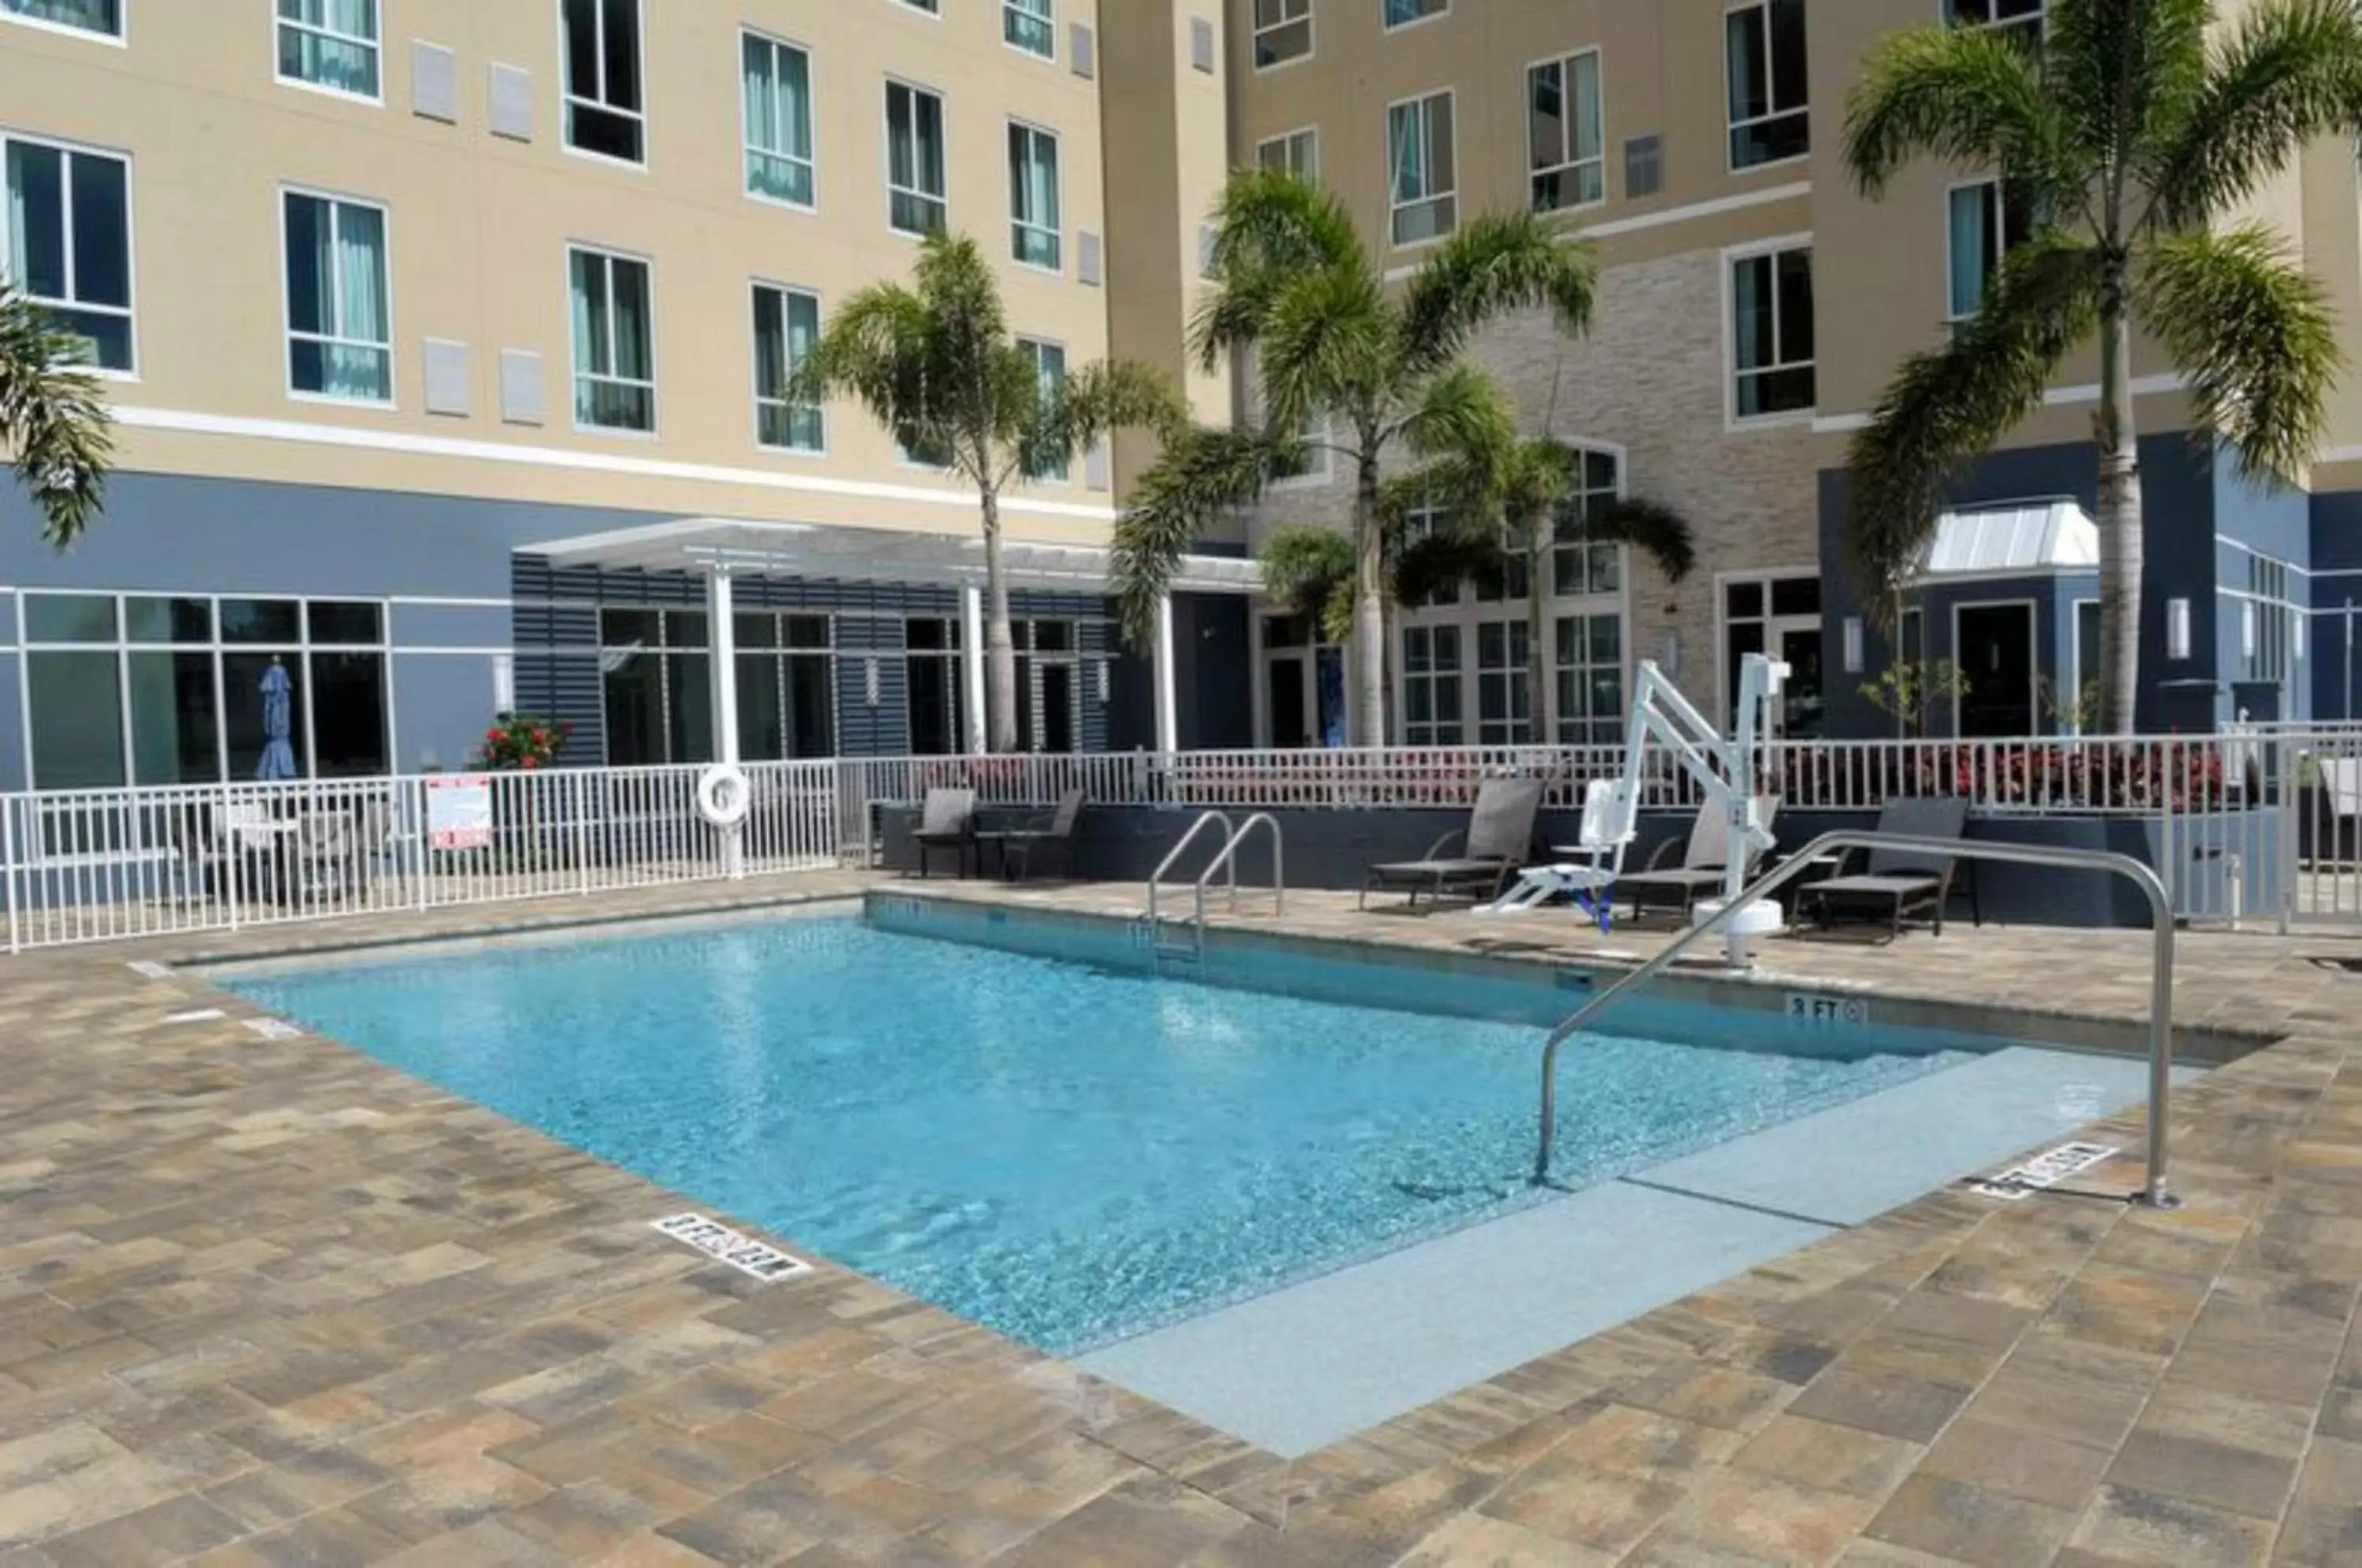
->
0, 871, 2357, 1564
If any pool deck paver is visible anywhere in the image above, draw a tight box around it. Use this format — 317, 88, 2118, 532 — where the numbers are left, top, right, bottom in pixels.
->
0, 871, 2358, 1562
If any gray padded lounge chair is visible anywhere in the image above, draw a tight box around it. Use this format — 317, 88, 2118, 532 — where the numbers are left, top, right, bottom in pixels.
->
1362, 778, 1544, 909
978, 789, 1085, 881
910, 787, 978, 878
1797, 796, 1979, 938
1616, 796, 1779, 923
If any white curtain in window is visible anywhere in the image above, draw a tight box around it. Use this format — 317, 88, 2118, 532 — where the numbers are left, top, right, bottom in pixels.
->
1390, 106, 1425, 203
11, 0, 120, 33
743, 35, 813, 204
328, 202, 387, 399
1948, 186, 1989, 320
279, 0, 379, 95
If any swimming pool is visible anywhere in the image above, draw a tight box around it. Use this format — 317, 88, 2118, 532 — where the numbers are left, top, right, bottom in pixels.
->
222, 906, 2038, 1358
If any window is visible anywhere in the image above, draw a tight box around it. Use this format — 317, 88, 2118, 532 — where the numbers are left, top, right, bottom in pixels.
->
277, 0, 379, 98
561, 0, 644, 165
1253, 0, 1310, 68
1947, 178, 2035, 327
898, 0, 940, 11
1555, 614, 1623, 745
1553, 446, 1625, 597
1726, 0, 1808, 170
1948, 0, 2043, 39
570, 246, 654, 432
905, 617, 964, 755
1387, 91, 1456, 246
1005, 0, 1053, 57
2069, 599, 2097, 730
2247, 553, 2294, 683
23, 592, 389, 790
283, 191, 391, 403
600, 608, 709, 766
1011, 619, 1080, 753
1402, 625, 1463, 745
1, 0, 119, 39
1723, 574, 1823, 735
1383, 0, 1445, 28
1019, 338, 1068, 482
752, 284, 822, 453
1256, 128, 1319, 180
731, 612, 836, 760
1730, 243, 1814, 420
1007, 121, 1062, 271
886, 81, 948, 236
742, 31, 815, 209
1, 136, 133, 372
1475, 620, 1531, 745
1529, 50, 1604, 214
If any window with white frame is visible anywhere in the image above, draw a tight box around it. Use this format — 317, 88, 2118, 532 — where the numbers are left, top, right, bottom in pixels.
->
2246, 553, 2295, 683
1253, 0, 1311, 68
277, 1, 379, 98
570, 246, 654, 432
1020, 338, 1068, 481
742, 31, 816, 208
1475, 620, 1531, 745
1257, 128, 1319, 180
727, 611, 836, 761
1730, 242, 1814, 419
1726, 0, 1808, 170
905, 617, 964, 755
1387, 91, 1456, 246
283, 190, 392, 403
1402, 498, 1457, 607
1008, 121, 1061, 271
1555, 613, 1623, 745
1, 135, 134, 372
561, 0, 644, 164
898, 0, 941, 12
1384, 0, 1445, 28
21, 592, 390, 792
752, 283, 823, 453
1402, 624, 1463, 745
1947, 178, 2035, 327
1553, 446, 1625, 598
1005, 0, 1053, 57
1947, 0, 2043, 39
1529, 50, 1605, 213
1, 0, 119, 38
887, 80, 948, 236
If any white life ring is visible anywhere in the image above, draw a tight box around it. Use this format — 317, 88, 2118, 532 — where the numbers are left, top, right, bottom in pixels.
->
697, 764, 752, 828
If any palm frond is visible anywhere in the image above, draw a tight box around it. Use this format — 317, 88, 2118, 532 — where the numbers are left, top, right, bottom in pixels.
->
1583, 497, 1698, 584
1397, 212, 1598, 372
1377, 457, 1489, 541
2138, 224, 2340, 484
1846, 235, 2099, 601
1205, 167, 1364, 279
2143, 0, 2362, 232
2049, 0, 2210, 176
1392, 530, 1506, 610
1394, 362, 1516, 471
787, 283, 935, 436
1109, 427, 1280, 648
1844, 24, 2078, 205
1256, 526, 1357, 627
1019, 358, 1185, 483
1257, 265, 1393, 437
0, 284, 113, 548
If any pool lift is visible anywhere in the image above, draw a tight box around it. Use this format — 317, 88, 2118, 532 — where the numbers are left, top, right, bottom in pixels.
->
1483, 653, 1789, 968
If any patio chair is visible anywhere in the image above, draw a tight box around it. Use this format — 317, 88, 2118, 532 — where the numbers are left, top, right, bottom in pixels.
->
910, 787, 979, 878
977, 789, 1086, 882
1796, 796, 1980, 940
1614, 796, 1781, 923
1361, 777, 1544, 910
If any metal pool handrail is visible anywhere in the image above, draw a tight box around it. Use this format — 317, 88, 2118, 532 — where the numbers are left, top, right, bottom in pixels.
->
1534, 831, 2180, 1208
1195, 812, 1284, 930
1149, 810, 1235, 930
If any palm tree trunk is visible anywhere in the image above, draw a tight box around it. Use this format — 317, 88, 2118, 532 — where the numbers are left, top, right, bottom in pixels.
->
1524, 516, 1553, 746
1352, 447, 1387, 746
981, 484, 1020, 753
2094, 267, 2142, 735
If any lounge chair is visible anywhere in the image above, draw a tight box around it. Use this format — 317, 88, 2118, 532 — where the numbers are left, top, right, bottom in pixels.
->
1615, 795, 1780, 923
978, 789, 1085, 882
1361, 777, 1544, 909
1797, 796, 1980, 939
910, 788, 978, 878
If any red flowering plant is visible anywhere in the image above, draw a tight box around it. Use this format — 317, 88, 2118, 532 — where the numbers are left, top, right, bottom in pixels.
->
471, 712, 572, 771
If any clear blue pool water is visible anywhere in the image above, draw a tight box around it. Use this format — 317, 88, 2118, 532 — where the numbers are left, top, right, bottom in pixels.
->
223, 915, 1976, 1354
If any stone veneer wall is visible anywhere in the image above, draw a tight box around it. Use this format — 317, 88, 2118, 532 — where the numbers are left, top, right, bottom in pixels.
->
1246, 247, 1823, 719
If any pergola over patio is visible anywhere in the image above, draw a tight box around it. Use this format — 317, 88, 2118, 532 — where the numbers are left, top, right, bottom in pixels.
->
528, 516, 1262, 756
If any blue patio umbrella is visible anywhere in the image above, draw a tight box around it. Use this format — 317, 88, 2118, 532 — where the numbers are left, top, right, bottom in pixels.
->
257, 660, 298, 781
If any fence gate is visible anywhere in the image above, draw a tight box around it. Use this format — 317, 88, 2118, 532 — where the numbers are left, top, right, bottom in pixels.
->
2279, 729, 2362, 928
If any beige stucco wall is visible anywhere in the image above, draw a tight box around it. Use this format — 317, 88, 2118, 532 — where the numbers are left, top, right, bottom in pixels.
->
0, 0, 1120, 541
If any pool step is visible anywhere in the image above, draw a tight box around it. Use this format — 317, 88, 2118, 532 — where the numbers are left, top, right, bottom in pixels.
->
1135, 912, 1204, 967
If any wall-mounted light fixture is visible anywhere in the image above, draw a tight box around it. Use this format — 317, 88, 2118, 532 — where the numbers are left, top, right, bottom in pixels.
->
2166, 597, 2192, 661
2241, 601, 2257, 660
863, 656, 881, 708
1095, 659, 1111, 703
1658, 631, 1681, 678
1841, 616, 1864, 675
2295, 612, 2307, 661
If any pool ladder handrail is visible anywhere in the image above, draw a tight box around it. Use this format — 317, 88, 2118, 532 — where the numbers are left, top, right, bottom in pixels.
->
1145, 810, 1285, 961
1532, 830, 2180, 1209
1148, 811, 1235, 941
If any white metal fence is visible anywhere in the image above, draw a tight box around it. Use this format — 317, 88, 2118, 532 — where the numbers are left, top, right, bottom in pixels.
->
1, 760, 842, 953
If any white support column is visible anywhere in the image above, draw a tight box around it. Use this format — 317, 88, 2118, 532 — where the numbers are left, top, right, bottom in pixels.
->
1153, 593, 1179, 754
961, 583, 988, 754
709, 565, 741, 765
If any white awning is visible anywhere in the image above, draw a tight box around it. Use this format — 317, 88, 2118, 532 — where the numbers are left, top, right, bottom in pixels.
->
1912, 500, 2099, 582
525, 516, 1263, 595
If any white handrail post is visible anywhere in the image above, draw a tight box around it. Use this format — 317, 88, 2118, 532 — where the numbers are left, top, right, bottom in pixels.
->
3, 795, 18, 956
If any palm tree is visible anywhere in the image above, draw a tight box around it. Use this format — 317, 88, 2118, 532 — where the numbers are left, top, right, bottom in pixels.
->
1109, 168, 1598, 745
1843, 0, 2361, 733
1, 281, 112, 545
790, 231, 1183, 752
1390, 436, 1697, 744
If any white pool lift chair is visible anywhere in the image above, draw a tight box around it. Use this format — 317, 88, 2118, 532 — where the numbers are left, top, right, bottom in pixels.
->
1479, 778, 1637, 927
